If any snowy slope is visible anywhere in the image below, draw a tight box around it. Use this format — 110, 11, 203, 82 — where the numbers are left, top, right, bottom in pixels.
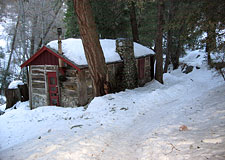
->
0, 50, 224, 160
47, 38, 154, 66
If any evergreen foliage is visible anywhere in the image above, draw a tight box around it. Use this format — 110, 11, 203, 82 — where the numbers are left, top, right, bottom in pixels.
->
64, 0, 80, 38
138, 1, 157, 48
91, 0, 130, 39
64, 0, 131, 39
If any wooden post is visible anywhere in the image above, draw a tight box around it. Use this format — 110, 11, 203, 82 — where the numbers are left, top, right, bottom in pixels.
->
29, 66, 33, 109
44, 65, 48, 105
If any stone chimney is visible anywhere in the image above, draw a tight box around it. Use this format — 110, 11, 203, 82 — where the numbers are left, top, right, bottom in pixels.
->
116, 38, 138, 89
57, 27, 64, 68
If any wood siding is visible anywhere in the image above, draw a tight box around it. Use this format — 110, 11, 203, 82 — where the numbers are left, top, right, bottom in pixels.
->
30, 65, 58, 108
29, 51, 59, 66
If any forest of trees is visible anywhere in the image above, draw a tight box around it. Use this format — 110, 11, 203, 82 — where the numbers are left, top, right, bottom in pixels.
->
0, 0, 224, 95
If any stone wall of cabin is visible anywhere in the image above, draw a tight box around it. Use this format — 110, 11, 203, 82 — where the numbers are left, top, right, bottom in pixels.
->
60, 62, 124, 107
58, 62, 124, 107
59, 66, 79, 107
30, 65, 58, 108
59, 66, 93, 107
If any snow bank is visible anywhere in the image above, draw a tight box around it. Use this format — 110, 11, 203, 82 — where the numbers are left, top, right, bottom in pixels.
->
8, 80, 24, 89
47, 38, 154, 66
0, 50, 224, 160
180, 50, 206, 67
0, 104, 6, 112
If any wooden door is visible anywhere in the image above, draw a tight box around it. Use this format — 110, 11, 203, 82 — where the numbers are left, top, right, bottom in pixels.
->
138, 58, 145, 79
47, 72, 59, 106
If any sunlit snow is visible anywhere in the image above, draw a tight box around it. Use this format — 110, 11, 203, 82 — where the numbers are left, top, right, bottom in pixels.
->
47, 38, 155, 66
0, 50, 224, 160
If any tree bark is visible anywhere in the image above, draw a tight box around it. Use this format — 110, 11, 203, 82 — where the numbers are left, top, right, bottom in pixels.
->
164, 29, 171, 73
164, 0, 175, 73
30, 15, 38, 57
74, 0, 108, 96
171, 24, 184, 70
155, 0, 164, 84
129, 1, 139, 43
173, 38, 182, 70
18, 0, 29, 82
206, 20, 216, 66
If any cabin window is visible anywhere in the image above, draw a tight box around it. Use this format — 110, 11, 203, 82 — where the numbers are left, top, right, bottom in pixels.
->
50, 77, 56, 85
138, 58, 145, 79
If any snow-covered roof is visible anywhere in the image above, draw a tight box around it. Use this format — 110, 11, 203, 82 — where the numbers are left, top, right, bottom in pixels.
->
47, 38, 154, 66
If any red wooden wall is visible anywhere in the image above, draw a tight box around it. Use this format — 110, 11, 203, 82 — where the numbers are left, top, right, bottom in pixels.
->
29, 50, 59, 66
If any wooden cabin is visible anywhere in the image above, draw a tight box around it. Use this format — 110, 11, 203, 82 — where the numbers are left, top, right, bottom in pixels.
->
21, 38, 155, 109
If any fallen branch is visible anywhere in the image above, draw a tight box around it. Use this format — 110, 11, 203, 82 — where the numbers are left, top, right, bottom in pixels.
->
165, 143, 180, 155
70, 125, 83, 129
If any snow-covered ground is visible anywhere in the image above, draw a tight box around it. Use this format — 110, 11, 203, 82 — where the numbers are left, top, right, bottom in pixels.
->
0, 50, 225, 160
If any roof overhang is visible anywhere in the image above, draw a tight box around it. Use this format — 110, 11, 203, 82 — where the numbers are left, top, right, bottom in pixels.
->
20, 46, 81, 71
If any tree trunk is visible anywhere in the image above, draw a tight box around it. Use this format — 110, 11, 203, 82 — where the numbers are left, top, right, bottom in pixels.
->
206, 20, 216, 66
129, 1, 139, 43
155, 0, 164, 84
74, 0, 108, 96
30, 15, 38, 57
173, 40, 182, 70
19, 0, 29, 82
164, 0, 174, 73
172, 25, 184, 70
164, 29, 172, 73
